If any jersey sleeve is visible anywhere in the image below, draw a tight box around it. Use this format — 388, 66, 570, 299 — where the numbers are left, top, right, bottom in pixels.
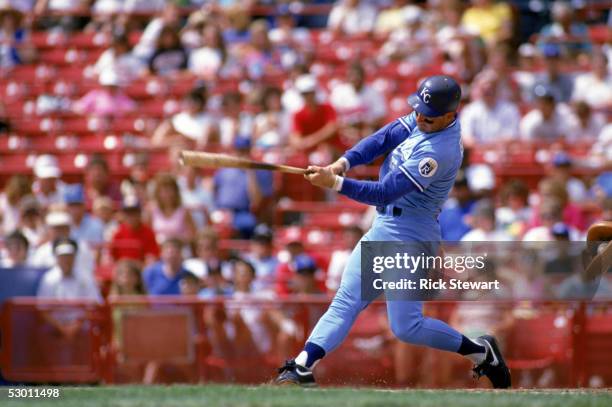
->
397, 144, 448, 192
342, 114, 414, 168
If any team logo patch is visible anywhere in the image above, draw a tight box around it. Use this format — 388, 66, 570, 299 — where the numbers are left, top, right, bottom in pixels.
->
418, 158, 438, 177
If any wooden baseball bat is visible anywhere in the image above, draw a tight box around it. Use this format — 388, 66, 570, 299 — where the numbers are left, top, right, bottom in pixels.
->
179, 151, 308, 175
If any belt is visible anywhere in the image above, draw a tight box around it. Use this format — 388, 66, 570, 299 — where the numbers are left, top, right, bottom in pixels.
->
376, 205, 403, 217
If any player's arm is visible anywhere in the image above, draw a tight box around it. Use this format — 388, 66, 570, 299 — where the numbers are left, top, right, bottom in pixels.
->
305, 166, 418, 206
329, 117, 413, 175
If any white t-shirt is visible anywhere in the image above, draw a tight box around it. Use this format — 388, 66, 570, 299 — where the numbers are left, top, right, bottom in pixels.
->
48, 0, 83, 10
188, 47, 223, 80
0, 194, 20, 236
460, 99, 521, 144
519, 104, 572, 141
330, 83, 387, 125
94, 50, 144, 83
327, 3, 377, 35
571, 73, 612, 109
171, 111, 215, 144
37, 266, 101, 302
565, 111, 606, 142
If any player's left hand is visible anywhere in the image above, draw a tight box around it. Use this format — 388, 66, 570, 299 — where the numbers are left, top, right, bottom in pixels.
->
304, 166, 336, 189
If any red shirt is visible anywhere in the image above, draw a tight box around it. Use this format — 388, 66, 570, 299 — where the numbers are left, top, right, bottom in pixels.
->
111, 222, 160, 261
292, 103, 337, 137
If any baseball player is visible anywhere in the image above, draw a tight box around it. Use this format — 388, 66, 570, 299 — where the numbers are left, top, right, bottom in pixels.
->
275, 76, 511, 388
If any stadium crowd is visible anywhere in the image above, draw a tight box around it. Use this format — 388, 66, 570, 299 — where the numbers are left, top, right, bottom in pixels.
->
0, 0, 610, 384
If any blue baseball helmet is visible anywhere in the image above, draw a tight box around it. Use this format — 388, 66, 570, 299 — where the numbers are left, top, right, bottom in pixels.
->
407, 75, 461, 117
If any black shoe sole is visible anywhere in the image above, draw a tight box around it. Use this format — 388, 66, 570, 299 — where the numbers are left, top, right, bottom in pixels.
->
481, 335, 512, 389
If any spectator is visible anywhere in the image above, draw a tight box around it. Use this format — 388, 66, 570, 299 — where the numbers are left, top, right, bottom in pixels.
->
31, 210, 96, 274
109, 258, 145, 296
218, 91, 254, 148
72, 69, 136, 117
34, 0, 90, 32
64, 184, 105, 249
530, 43, 574, 104
147, 25, 188, 77
92, 33, 144, 84
275, 242, 325, 297
379, 6, 432, 70
37, 238, 101, 301
0, 230, 29, 267
520, 85, 572, 141
237, 19, 281, 80
148, 173, 196, 245
120, 152, 151, 204
593, 124, 612, 164
0, 5, 35, 69
213, 138, 273, 238
496, 179, 532, 239
152, 89, 216, 148
244, 224, 278, 293
439, 173, 476, 241
287, 254, 325, 296
177, 163, 215, 229
133, 2, 181, 61
460, 0, 513, 46
268, 5, 312, 58
84, 155, 122, 209
566, 101, 607, 143
281, 63, 310, 114
537, 177, 586, 232
460, 72, 520, 146
538, 1, 592, 59
476, 44, 520, 103
547, 152, 588, 203
523, 198, 568, 241
110, 195, 159, 264
184, 228, 232, 282
374, 0, 419, 36
188, 22, 228, 80
327, 0, 377, 36
461, 199, 512, 241
32, 154, 65, 210
290, 74, 339, 152
330, 62, 387, 139
253, 86, 291, 149
92, 196, 117, 242
326, 225, 362, 292
571, 50, 612, 110
0, 174, 31, 235
197, 267, 233, 298
18, 195, 45, 249
179, 270, 202, 296
143, 238, 189, 296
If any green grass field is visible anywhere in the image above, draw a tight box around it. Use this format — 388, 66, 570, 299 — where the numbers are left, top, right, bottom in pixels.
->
1, 385, 611, 407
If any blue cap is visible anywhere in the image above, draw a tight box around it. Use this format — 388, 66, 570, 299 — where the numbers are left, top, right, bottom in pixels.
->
553, 152, 572, 167
407, 75, 461, 117
64, 184, 85, 204
291, 254, 317, 275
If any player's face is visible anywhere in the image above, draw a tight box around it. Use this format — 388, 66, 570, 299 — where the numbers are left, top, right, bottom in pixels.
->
415, 112, 455, 133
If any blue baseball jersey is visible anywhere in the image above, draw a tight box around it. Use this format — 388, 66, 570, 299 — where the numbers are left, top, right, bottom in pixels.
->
342, 112, 463, 216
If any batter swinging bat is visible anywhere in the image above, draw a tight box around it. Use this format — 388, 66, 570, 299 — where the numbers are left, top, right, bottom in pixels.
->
179, 151, 308, 175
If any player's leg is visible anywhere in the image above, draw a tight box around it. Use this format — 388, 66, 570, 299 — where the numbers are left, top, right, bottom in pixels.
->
386, 300, 511, 388
276, 234, 371, 385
